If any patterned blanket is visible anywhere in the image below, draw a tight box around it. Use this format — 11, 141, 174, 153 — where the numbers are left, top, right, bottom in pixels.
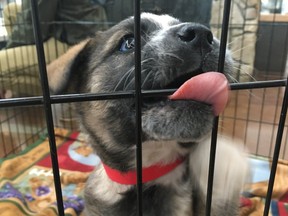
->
0, 129, 98, 216
0, 128, 287, 215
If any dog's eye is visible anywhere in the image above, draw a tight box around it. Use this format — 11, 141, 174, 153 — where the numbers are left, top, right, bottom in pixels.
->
119, 36, 135, 52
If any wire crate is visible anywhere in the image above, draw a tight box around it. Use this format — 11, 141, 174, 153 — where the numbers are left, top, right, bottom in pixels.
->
0, 0, 288, 215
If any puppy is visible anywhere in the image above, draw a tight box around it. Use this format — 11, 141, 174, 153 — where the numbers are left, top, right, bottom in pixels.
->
48, 13, 248, 216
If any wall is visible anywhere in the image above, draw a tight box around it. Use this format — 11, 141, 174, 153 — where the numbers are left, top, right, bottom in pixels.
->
210, 0, 260, 81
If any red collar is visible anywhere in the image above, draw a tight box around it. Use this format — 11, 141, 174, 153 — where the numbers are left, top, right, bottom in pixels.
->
102, 157, 186, 185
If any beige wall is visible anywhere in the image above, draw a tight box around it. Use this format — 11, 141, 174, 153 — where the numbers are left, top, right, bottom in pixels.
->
211, 0, 260, 81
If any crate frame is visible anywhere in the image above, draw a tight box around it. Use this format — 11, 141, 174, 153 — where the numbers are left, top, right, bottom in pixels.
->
0, 0, 287, 215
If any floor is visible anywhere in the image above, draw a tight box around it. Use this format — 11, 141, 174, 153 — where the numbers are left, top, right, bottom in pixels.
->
1, 71, 288, 159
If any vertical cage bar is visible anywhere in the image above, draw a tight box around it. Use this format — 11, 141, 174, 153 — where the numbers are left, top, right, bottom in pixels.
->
206, 0, 232, 215
263, 78, 288, 215
30, 0, 65, 215
217, 0, 231, 73
134, 0, 143, 215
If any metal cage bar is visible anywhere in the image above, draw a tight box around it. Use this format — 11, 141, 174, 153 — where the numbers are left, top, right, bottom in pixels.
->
206, 0, 232, 215
133, 0, 143, 215
0, 0, 287, 216
263, 78, 288, 215
30, 0, 65, 215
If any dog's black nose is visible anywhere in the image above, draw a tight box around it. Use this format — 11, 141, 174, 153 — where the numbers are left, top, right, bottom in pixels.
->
177, 24, 213, 46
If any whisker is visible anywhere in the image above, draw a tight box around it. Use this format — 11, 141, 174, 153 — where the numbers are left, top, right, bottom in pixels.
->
140, 57, 156, 66
141, 69, 155, 88
161, 53, 184, 63
230, 44, 255, 55
227, 37, 243, 47
151, 68, 163, 89
114, 67, 135, 91
230, 59, 257, 82
227, 74, 239, 83
123, 68, 135, 90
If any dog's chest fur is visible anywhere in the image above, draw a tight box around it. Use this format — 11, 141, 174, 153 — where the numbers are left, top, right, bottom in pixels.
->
84, 139, 194, 215
84, 161, 193, 216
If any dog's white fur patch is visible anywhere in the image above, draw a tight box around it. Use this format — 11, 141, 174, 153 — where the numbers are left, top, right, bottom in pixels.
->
189, 136, 248, 204
140, 140, 188, 167
141, 13, 179, 29
90, 165, 132, 204
141, 13, 181, 46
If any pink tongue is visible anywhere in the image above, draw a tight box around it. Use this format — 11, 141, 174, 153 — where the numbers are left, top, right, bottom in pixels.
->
169, 72, 229, 116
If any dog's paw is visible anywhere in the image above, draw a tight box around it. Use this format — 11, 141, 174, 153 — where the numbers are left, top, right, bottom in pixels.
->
189, 136, 248, 208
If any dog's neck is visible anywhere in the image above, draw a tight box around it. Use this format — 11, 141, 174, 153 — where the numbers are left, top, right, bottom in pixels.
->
102, 157, 186, 185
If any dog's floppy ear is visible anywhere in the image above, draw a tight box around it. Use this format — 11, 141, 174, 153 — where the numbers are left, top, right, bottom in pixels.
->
47, 39, 90, 94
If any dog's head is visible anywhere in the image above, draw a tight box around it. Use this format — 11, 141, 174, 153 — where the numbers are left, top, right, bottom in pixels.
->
48, 13, 233, 170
